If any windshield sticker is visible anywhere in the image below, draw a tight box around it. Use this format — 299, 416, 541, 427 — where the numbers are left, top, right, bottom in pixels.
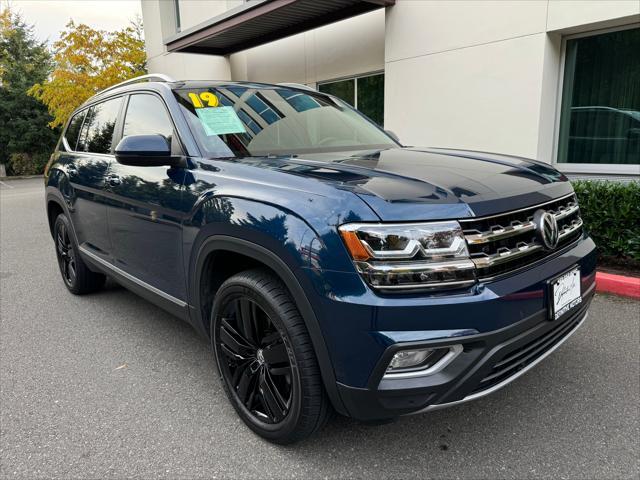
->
188, 92, 219, 108
196, 106, 246, 136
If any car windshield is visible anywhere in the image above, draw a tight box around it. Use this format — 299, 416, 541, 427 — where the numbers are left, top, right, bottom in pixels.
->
173, 85, 396, 158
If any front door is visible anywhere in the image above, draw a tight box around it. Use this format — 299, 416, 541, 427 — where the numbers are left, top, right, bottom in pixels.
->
105, 93, 188, 301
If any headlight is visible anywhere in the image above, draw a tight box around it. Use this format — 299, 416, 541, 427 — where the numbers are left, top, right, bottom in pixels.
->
338, 221, 475, 291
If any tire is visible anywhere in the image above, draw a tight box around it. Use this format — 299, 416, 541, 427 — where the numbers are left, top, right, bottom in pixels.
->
211, 269, 331, 444
53, 213, 106, 295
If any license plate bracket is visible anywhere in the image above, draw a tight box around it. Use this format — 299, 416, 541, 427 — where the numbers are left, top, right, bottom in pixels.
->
549, 266, 582, 321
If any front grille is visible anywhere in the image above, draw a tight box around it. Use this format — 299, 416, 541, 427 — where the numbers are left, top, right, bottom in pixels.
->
472, 311, 584, 394
460, 193, 583, 279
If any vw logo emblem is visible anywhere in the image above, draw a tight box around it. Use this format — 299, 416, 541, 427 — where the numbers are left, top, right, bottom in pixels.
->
534, 209, 559, 250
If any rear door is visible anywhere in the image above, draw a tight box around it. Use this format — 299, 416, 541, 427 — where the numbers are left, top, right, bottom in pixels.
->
65, 96, 124, 261
105, 92, 188, 301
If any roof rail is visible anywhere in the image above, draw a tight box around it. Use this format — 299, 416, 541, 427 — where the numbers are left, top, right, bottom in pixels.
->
277, 82, 316, 92
98, 73, 177, 96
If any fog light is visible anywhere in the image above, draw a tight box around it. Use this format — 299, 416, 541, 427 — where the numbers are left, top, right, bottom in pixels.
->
385, 345, 463, 378
387, 348, 436, 371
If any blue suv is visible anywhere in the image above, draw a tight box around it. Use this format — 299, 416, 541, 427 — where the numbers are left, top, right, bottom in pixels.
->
45, 75, 596, 444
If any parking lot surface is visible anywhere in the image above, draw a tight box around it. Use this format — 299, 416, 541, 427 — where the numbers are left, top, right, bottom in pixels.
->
1, 178, 639, 479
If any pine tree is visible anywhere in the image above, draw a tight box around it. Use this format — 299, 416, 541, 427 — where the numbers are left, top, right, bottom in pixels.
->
0, 7, 58, 175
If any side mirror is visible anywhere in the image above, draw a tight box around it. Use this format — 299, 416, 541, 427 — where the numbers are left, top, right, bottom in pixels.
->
385, 129, 401, 144
115, 134, 184, 167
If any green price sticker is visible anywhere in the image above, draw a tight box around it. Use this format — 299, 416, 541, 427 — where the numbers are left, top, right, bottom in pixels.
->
196, 107, 246, 136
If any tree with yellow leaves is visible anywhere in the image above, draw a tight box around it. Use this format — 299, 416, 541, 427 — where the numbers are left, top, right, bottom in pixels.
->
29, 18, 146, 128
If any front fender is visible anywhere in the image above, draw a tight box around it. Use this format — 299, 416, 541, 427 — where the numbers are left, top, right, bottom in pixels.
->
188, 229, 350, 415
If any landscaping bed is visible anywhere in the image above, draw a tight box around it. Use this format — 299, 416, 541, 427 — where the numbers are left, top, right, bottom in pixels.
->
572, 180, 640, 277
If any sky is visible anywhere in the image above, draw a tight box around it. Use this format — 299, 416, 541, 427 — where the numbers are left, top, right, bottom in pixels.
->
7, 0, 143, 44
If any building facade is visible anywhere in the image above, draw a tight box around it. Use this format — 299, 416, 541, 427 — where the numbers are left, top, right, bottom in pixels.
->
141, 0, 640, 179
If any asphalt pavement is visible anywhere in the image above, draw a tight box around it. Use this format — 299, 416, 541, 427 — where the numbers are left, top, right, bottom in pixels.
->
1, 177, 639, 479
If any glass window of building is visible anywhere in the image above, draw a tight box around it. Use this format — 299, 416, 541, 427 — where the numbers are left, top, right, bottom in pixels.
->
557, 27, 640, 165
318, 73, 384, 126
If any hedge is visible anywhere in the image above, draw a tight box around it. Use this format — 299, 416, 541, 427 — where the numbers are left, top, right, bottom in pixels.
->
572, 180, 640, 263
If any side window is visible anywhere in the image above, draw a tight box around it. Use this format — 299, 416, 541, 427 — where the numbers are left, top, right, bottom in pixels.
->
122, 94, 176, 150
64, 110, 86, 151
77, 97, 123, 154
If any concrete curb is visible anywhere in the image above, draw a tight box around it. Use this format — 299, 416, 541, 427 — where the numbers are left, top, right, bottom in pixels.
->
596, 272, 640, 299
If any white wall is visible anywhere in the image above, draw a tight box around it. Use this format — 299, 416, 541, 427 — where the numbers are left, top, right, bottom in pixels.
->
141, 0, 231, 81
140, 0, 639, 169
384, 0, 640, 164
142, 1, 384, 86
229, 9, 385, 85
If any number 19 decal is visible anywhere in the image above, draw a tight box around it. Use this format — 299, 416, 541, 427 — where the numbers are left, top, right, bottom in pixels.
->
188, 92, 219, 108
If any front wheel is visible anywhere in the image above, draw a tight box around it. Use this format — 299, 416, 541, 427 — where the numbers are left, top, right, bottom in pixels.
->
211, 269, 331, 444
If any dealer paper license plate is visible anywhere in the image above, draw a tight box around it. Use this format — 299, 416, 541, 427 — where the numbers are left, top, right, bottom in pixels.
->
551, 267, 582, 320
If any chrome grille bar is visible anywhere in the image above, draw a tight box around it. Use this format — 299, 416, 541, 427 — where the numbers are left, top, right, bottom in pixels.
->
553, 203, 579, 222
462, 194, 584, 274
465, 222, 535, 245
463, 201, 580, 245
471, 243, 542, 269
559, 218, 583, 239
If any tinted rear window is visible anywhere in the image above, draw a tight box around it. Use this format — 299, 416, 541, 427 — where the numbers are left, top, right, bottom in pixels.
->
64, 110, 86, 151
77, 97, 123, 154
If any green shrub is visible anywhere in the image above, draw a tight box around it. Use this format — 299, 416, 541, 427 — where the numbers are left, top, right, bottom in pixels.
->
8, 152, 49, 176
572, 180, 640, 261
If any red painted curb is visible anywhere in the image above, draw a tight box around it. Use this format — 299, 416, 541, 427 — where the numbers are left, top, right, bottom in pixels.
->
596, 272, 640, 299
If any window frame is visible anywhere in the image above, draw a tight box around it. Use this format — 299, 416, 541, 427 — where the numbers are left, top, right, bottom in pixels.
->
62, 109, 87, 152
552, 23, 640, 175
118, 91, 186, 156
317, 70, 384, 123
63, 94, 127, 157
76, 96, 126, 156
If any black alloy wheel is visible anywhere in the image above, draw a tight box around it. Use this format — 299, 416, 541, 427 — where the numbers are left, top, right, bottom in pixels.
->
55, 218, 77, 288
53, 213, 105, 294
212, 269, 331, 444
217, 296, 293, 423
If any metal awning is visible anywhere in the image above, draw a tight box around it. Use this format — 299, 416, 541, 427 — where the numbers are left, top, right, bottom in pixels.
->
165, 0, 395, 55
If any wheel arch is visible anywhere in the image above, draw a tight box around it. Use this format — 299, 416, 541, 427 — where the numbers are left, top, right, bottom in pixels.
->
45, 190, 70, 239
193, 235, 347, 415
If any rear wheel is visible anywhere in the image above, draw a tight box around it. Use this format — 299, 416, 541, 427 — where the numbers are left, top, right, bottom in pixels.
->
211, 269, 330, 444
54, 213, 105, 294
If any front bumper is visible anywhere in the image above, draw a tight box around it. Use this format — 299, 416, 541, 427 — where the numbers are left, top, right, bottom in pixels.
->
307, 235, 597, 420
337, 292, 593, 420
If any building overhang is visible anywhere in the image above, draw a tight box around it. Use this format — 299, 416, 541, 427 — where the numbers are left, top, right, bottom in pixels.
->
165, 0, 395, 55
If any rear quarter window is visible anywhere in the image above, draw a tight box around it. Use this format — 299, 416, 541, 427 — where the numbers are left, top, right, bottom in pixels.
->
64, 110, 86, 151
77, 97, 123, 154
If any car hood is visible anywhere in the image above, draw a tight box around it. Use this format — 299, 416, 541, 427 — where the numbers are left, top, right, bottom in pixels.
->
220, 147, 573, 222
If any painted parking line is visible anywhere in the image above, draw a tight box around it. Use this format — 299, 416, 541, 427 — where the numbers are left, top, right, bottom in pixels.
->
0, 180, 15, 189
